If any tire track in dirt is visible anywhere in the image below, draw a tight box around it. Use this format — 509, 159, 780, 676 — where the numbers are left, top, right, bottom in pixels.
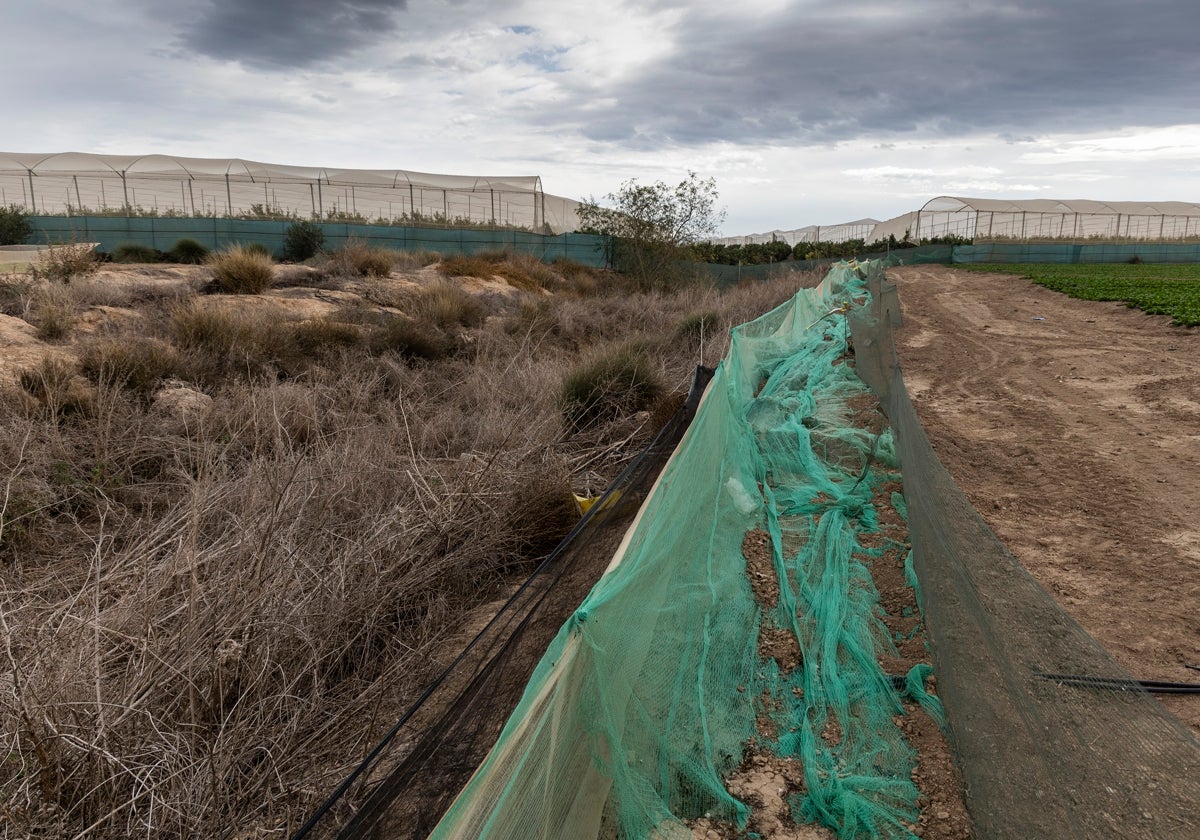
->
888, 265, 1200, 733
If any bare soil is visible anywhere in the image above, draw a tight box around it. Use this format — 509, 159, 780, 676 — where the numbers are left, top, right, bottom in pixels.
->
888, 265, 1200, 735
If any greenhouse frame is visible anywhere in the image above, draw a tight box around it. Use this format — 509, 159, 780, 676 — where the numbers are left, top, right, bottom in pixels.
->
869, 196, 1200, 243
0, 152, 582, 234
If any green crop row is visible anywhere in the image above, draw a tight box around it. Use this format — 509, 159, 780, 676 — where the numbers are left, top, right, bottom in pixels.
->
961, 263, 1200, 327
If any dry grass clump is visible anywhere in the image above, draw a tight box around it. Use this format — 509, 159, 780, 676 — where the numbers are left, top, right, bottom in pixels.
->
30, 282, 77, 341
169, 301, 304, 380
79, 336, 184, 394
327, 241, 396, 278
292, 318, 364, 356
0, 275, 34, 317
560, 344, 665, 430
369, 315, 457, 361
17, 356, 94, 418
437, 254, 497, 280
391, 249, 441, 271
405, 279, 485, 329
208, 245, 276, 294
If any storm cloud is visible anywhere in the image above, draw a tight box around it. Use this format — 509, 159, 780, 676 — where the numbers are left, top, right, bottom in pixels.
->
180, 0, 410, 68
536, 0, 1200, 146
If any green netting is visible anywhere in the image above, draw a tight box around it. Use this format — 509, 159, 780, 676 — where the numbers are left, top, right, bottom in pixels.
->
24, 216, 608, 266
430, 263, 931, 839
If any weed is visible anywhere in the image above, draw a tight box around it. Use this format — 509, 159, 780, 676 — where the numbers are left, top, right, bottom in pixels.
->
241, 242, 273, 259
560, 345, 664, 429
208, 246, 275, 294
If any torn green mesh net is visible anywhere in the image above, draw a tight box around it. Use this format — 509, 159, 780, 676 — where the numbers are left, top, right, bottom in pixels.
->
429, 262, 935, 839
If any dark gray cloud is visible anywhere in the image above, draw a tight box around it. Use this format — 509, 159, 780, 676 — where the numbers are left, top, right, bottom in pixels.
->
180, 0, 409, 68
552, 0, 1200, 147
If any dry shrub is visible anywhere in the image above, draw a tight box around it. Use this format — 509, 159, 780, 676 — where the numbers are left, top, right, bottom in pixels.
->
552, 257, 609, 296
292, 318, 363, 356
674, 309, 722, 342
391, 249, 440, 271
169, 302, 299, 380
560, 345, 665, 430
208, 245, 275, 294
369, 315, 455, 361
0, 275, 34, 317
405, 280, 484, 329
436, 255, 496, 280
111, 243, 161, 264
31, 241, 99, 284
80, 336, 184, 394
0, 253, 812, 838
503, 461, 577, 564
327, 241, 395, 278
17, 356, 93, 417
30, 282, 76, 341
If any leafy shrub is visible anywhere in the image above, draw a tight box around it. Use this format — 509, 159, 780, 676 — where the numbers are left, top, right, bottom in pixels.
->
560, 346, 664, 429
208, 246, 275, 294
31, 242, 98, 284
80, 336, 183, 393
282, 220, 325, 262
168, 238, 210, 264
112, 243, 163, 264
0, 204, 31, 245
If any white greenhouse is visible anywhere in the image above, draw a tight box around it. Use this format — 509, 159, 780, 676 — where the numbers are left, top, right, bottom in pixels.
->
869, 196, 1200, 243
0, 152, 582, 234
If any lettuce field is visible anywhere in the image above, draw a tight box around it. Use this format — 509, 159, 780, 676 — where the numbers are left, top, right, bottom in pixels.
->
962, 263, 1200, 326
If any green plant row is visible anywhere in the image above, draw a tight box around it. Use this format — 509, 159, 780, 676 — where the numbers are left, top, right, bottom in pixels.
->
961, 263, 1200, 327
691, 234, 971, 266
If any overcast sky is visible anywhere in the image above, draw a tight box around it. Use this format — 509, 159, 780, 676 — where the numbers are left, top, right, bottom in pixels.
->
6, 0, 1200, 234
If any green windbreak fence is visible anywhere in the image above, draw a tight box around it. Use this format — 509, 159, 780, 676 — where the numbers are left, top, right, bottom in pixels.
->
951, 241, 1200, 264
25, 216, 608, 267
337, 260, 1200, 840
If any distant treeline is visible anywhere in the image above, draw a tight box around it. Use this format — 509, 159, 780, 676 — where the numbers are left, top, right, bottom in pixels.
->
692, 234, 972, 265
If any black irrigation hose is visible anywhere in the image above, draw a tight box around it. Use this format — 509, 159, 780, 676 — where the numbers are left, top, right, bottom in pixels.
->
290, 368, 714, 840
1036, 673, 1200, 695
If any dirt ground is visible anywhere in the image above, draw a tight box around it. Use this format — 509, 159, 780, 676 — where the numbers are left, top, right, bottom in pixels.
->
887, 265, 1200, 734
